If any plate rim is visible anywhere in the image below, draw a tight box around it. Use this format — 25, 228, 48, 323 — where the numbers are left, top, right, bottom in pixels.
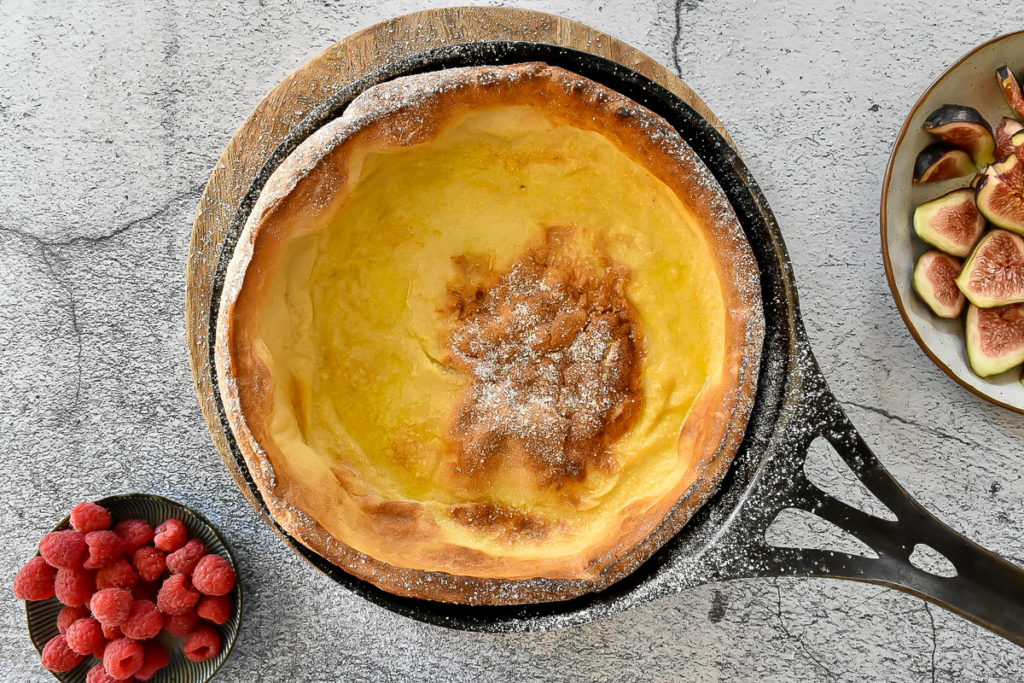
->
879, 29, 1024, 415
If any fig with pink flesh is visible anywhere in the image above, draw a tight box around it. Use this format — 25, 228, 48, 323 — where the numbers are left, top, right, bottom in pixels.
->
922, 104, 995, 166
913, 143, 976, 183
996, 66, 1024, 121
955, 229, 1024, 308
912, 188, 986, 257
995, 117, 1024, 159
914, 250, 966, 318
966, 303, 1024, 376
975, 153, 1024, 234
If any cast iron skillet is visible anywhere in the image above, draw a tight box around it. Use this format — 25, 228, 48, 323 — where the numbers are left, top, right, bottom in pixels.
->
209, 41, 1024, 643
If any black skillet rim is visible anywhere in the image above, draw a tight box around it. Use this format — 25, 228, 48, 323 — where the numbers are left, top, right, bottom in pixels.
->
206, 41, 798, 631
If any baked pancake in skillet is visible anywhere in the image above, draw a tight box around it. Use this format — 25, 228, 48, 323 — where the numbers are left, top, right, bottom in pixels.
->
215, 63, 763, 604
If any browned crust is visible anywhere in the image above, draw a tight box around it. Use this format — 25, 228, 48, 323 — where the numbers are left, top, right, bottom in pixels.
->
215, 62, 763, 605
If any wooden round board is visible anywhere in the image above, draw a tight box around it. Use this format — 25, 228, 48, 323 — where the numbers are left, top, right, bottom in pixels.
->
186, 6, 737, 539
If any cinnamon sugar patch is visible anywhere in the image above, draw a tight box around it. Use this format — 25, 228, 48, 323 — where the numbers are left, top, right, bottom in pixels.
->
443, 229, 643, 489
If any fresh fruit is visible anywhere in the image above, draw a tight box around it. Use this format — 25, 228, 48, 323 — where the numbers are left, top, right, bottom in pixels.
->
103, 637, 144, 680
166, 538, 207, 576
158, 573, 201, 615
96, 557, 138, 591
198, 594, 232, 625
955, 230, 1024, 307
975, 154, 1024, 234
41, 634, 85, 673
14, 556, 57, 601
995, 117, 1024, 159
90, 587, 133, 626
133, 545, 166, 582
54, 567, 95, 607
39, 530, 87, 569
914, 142, 977, 183
184, 625, 222, 663
1014, 129, 1024, 153
86, 662, 121, 683
114, 519, 154, 554
100, 622, 120, 640
912, 188, 986, 257
966, 303, 1024, 376
997, 66, 1024, 121
923, 104, 996, 165
163, 608, 199, 637
134, 642, 171, 681
82, 530, 124, 570
153, 518, 187, 552
57, 604, 90, 634
70, 502, 112, 533
914, 250, 966, 318
192, 554, 237, 596
120, 598, 164, 640
65, 616, 105, 657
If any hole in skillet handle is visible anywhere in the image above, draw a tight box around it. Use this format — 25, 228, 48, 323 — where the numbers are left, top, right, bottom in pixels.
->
206, 41, 796, 633
24, 494, 242, 682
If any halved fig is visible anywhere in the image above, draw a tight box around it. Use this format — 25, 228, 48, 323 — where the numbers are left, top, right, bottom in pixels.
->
975, 154, 1024, 233
912, 188, 986, 257
995, 117, 1024, 159
923, 104, 996, 165
914, 250, 966, 318
914, 143, 977, 183
956, 229, 1024, 307
1014, 129, 1024, 153
966, 303, 1024, 376
996, 65, 1024, 121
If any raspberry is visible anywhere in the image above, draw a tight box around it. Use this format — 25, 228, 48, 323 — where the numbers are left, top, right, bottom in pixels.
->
103, 637, 144, 680
83, 530, 124, 570
163, 608, 199, 636
70, 502, 111, 533
90, 587, 133, 626
120, 599, 164, 640
54, 567, 95, 607
132, 546, 166, 582
114, 519, 154, 554
134, 642, 170, 681
184, 624, 222, 662
66, 616, 106, 657
41, 634, 85, 673
157, 573, 200, 615
133, 580, 159, 602
86, 662, 121, 683
96, 558, 138, 591
197, 594, 232, 625
13, 556, 57, 601
165, 538, 206, 576
57, 604, 90, 634
153, 518, 187, 552
192, 554, 236, 596
39, 530, 87, 569
100, 622, 121, 639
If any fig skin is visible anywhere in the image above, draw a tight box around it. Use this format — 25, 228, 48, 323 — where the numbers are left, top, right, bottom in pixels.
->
995, 117, 1024, 159
914, 250, 966, 318
975, 153, 1024, 234
966, 303, 1024, 377
913, 143, 977, 184
922, 104, 996, 166
912, 188, 985, 258
996, 66, 1024, 121
955, 229, 1024, 308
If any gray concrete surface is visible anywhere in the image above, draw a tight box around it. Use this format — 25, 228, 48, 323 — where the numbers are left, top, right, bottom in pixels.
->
3, 1, 1024, 680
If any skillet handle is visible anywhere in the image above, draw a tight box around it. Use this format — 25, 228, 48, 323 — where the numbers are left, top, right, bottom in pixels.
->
736, 366, 1024, 647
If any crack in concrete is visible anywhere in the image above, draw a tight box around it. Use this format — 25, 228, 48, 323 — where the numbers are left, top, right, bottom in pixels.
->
773, 580, 837, 681
924, 603, 937, 683
671, 0, 704, 76
0, 183, 204, 247
844, 400, 977, 451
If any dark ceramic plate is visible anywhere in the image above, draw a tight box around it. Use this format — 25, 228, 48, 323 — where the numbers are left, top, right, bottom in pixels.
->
23, 493, 241, 682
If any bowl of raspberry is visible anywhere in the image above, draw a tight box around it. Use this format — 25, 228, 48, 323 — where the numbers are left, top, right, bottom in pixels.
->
12, 494, 242, 681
